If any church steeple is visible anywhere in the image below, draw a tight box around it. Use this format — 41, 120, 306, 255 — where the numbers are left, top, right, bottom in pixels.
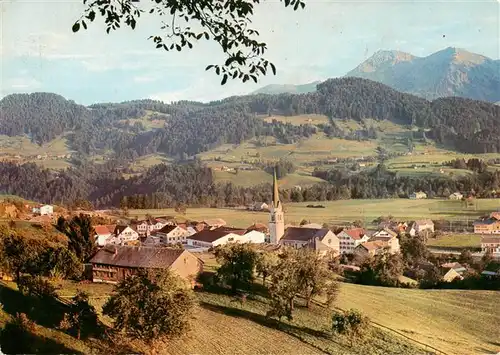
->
269, 168, 284, 244
273, 168, 280, 208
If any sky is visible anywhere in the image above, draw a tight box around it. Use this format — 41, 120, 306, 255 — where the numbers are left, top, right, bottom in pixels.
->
1, 0, 499, 105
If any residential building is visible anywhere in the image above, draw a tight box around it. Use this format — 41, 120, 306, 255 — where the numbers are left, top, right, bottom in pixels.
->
157, 225, 190, 244
269, 169, 285, 244
473, 218, 500, 234
337, 228, 369, 254
135, 220, 152, 235
370, 228, 400, 254
409, 219, 435, 236
409, 191, 427, 199
186, 227, 255, 248
481, 236, 500, 255
32, 204, 53, 216
112, 225, 140, 244
440, 262, 467, 276
201, 218, 227, 230
94, 224, 117, 246
354, 241, 389, 257
90, 245, 203, 286
150, 220, 171, 231
280, 227, 339, 256
247, 223, 269, 234
250, 202, 269, 211
449, 192, 463, 200
441, 268, 463, 282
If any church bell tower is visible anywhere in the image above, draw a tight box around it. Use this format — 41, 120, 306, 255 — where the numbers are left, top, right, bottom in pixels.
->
269, 169, 285, 244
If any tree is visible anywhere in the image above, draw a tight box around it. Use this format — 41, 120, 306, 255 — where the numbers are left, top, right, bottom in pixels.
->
400, 234, 428, 267
255, 251, 278, 286
56, 214, 96, 262
0, 313, 37, 354
358, 250, 404, 287
102, 268, 195, 342
332, 309, 370, 346
59, 291, 99, 340
295, 249, 338, 308
72, 0, 306, 85
458, 249, 474, 266
214, 243, 258, 293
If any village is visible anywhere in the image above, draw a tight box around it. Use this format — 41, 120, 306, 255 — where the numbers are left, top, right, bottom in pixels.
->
19, 172, 497, 288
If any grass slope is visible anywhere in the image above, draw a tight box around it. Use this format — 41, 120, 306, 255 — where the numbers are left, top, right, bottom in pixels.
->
337, 283, 500, 355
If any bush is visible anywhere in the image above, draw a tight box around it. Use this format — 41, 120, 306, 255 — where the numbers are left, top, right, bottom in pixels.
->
17, 275, 57, 301
0, 313, 37, 354
332, 309, 370, 346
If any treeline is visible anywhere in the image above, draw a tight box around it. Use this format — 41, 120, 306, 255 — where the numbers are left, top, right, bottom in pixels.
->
4, 160, 500, 209
2, 78, 500, 159
312, 164, 500, 199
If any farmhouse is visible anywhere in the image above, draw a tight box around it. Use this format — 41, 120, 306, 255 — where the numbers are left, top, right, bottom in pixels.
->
280, 227, 339, 256
481, 236, 500, 255
156, 225, 190, 244
112, 225, 140, 244
90, 245, 203, 285
94, 224, 117, 246
409, 219, 435, 236
449, 192, 463, 200
473, 217, 500, 234
370, 229, 400, 254
134, 220, 152, 235
32, 204, 53, 216
337, 228, 369, 254
354, 240, 389, 257
409, 191, 427, 199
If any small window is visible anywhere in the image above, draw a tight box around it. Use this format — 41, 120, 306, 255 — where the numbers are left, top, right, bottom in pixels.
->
228, 237, 234, 242
328, 239, 331, 244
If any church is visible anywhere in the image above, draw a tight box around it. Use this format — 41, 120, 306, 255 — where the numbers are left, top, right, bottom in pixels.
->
268, 170, 340, 255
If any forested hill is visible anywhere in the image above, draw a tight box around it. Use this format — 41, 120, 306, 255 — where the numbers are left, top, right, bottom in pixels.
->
1, 78, 499, 157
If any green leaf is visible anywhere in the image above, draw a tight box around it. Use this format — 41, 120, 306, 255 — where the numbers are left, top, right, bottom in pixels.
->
82, 20, 87, 30
270, 63, 276, 75
88, 10, 96, 21
176, 44, 181, 51
72, 22, 80, 33
205, 65, 215, 71
221, 74, 228, 85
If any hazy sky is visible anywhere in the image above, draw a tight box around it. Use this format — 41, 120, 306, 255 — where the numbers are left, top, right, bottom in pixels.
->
1, 0, 499, 104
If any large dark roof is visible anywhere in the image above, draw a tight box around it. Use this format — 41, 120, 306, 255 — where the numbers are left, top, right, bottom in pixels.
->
90, 245, 185, 268
282, 227, 330, 242
157, 225, 178, 234
189, 227, 246, 243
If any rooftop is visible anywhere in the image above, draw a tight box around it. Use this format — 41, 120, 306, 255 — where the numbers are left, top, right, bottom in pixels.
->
90, 245, 187, 268
282, 227, 330, 242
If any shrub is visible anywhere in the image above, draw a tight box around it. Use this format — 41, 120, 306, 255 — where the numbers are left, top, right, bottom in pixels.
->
332, 309, 370, 346
17, 275, 57, 301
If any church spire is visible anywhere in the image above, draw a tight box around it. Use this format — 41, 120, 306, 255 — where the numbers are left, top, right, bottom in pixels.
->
273, 168, 280, 208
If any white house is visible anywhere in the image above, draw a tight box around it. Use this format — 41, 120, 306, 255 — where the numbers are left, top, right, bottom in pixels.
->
481, 236, 500, 256
369, 228, 400, 254
449, 192, 463, 200
113, 225, 140, 244
409, 220, 435, 236
157, 225, 190, 244
150, 220, 171, 231
280, 227, 339, 256
32, 204, 53, 216
135, 220, 152, 235
94, 224, 117, 246
186, 227, 262, 248
337, 228, 369, 254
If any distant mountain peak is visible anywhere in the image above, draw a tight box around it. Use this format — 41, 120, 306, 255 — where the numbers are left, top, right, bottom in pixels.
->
251, 81, 321, 95
345, 47, 499, 102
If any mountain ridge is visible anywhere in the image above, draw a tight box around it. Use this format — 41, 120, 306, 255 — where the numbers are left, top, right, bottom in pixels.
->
345, 47, 500, 102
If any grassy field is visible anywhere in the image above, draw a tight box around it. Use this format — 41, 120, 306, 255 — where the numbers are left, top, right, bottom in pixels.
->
213, 170, 324, 188
126, 198, 500, 229
337, 283, 500, 355
427, 234, 482, 248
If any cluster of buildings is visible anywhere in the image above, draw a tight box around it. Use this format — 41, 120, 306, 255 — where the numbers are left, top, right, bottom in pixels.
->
473, 212, 500, 255
87, 172, 500, 287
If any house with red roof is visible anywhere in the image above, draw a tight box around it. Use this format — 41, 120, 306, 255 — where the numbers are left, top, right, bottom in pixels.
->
337, 228, 369, 254
94, 224, 117, 246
